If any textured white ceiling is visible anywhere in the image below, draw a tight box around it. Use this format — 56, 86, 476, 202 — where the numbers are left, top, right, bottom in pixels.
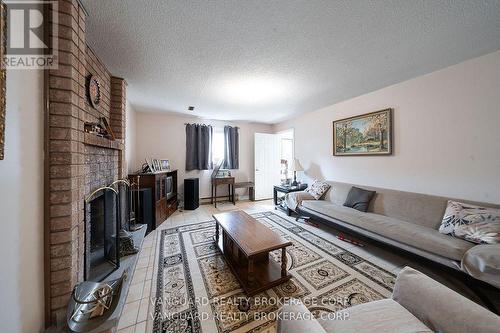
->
81, 0, 500, 123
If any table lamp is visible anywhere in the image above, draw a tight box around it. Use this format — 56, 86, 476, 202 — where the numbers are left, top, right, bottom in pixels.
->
291, 158, 304, 186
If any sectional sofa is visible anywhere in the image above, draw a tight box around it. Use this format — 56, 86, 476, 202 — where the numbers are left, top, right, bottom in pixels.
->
277, 267, 500, 333
291, 181, 500, 289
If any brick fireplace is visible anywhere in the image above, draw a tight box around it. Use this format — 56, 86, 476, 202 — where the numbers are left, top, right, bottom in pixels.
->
45, 0, 127, 325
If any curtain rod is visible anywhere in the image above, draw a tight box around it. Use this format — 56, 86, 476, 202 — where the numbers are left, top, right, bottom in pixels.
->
184, 123, 239, 129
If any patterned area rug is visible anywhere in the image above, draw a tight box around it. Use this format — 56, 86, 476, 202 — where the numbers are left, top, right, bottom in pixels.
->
153, 211, 396, 333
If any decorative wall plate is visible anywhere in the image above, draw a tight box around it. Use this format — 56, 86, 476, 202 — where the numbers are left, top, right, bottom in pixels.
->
88, 75, 101, 108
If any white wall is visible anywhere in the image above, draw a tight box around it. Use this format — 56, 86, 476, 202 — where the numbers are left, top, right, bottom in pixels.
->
0, 70, 45, 332
125, 100, 136, 173
274, 50, 500, 204
134, 112, 273, 199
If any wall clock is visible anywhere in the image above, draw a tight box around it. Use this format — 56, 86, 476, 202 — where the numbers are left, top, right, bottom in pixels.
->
87, 75, 101, 108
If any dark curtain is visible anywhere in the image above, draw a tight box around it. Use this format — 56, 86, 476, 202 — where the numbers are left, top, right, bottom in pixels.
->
185, 124, 213, 171
223, 125, 239, 169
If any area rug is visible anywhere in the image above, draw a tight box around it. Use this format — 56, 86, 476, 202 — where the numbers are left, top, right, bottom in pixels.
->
153, 211, 396, 333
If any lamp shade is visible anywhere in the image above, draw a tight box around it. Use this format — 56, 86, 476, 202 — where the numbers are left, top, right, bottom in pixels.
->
291, 158, 304, 172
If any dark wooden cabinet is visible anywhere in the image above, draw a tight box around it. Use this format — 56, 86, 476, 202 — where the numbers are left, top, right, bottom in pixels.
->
129, 170, 178, 228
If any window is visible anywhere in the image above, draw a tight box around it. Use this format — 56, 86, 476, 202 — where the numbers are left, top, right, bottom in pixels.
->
212, 129, 224, 164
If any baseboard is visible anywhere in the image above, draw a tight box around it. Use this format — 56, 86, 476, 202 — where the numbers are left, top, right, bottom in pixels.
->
198, 194, 250, 205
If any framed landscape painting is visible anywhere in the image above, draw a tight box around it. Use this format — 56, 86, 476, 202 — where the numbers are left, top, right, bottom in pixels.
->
333, 108, 393, 156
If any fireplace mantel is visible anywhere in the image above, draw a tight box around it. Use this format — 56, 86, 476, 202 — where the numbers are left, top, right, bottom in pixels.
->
84, 133, 124, 150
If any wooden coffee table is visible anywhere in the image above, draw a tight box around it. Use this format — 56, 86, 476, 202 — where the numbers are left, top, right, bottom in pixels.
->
213, 210, 293, 296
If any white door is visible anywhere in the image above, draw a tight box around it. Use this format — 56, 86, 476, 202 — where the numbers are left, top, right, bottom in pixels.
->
254, 133, 281, 200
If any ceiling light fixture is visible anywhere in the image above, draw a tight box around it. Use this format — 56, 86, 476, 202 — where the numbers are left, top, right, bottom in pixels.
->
216, 75, 290, 105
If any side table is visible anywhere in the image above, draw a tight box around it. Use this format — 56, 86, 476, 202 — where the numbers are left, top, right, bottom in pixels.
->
273, 184, 308, 216
211, 176, 235, 208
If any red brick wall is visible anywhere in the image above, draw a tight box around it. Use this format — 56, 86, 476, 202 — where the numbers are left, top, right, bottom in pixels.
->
46, 0, 127, 324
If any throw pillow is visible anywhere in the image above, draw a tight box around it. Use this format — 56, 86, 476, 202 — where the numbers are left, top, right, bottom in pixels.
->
454, 221, 500, 244
304, 180, 331, 200
343, 186, 376, 212
438, 200, 500, 244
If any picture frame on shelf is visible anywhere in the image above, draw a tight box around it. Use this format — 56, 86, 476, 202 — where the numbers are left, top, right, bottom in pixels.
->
160, 159, 170, 171
216, 169, 231, 177
145, 158, 154, 173
152, 159, 160, 172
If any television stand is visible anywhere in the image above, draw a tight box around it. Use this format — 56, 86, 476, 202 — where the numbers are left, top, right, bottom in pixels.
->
128, 170, 178, 228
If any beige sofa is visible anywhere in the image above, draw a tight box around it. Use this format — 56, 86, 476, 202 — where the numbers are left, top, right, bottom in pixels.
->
293, 181, 500, 288
277, 267, 500, 333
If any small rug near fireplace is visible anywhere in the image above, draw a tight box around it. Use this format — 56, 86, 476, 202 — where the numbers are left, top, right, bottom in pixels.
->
153, 211, 396, 333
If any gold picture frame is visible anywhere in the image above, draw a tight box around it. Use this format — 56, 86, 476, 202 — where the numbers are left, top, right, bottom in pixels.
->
0, 2, 6, 160
333, 108, 393, 156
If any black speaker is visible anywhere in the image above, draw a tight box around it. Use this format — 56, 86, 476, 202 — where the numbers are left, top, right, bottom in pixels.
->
184, 178, 199, 210
133, 188, 153, 234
